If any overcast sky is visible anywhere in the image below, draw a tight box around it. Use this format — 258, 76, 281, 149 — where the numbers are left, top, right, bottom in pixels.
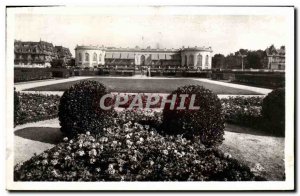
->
14, 13, 288, 56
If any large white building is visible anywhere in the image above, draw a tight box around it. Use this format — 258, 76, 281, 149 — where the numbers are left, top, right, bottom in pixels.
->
75, 45, 213, 69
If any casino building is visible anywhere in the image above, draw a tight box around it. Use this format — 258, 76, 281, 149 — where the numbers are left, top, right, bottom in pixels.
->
75, 45, 213, 69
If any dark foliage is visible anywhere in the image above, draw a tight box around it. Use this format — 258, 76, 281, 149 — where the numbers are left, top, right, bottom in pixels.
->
162, 85, 225, 147
221, 96, 262, 127
14, 88, 21, 126
58, 80, 115, 137
14, 119, 264, 181
262, 88, 285, 136
14, 92, 60, 125
14, 68, 52, 83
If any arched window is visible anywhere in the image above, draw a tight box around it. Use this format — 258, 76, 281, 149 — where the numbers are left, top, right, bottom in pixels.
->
78, 53, 82, 61
99, 54, 102, 61
85, 53, 89, 62
184, 55, 188, 66
189, 55, 194, 66
197, 54, 202, 67
205, 55, 209, 68
93, 53, 97, 61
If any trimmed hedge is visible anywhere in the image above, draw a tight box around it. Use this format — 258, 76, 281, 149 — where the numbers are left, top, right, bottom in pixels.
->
14, 88, 21, 127
14, 68, 52, 82
162, 85, 225, 147
14, 92, 60, 125
58, 80, 115, 136
262, 88, 285, 136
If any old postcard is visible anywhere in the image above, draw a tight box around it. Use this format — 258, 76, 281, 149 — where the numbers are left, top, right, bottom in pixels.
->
6, 6, 294, 191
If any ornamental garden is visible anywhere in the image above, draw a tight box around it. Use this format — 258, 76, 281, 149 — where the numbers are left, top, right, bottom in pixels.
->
13, 77, 285, 181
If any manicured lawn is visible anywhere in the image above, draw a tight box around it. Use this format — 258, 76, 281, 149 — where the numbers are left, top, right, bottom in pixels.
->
25, 78, 261, 94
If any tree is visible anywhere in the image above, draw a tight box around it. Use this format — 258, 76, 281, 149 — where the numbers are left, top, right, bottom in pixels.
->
50, 59, 64, 68
246, 50, 267, 69
212, 54, 225, 69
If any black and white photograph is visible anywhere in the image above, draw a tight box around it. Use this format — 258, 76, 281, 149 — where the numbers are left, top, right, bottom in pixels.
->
5, 5, 295, 191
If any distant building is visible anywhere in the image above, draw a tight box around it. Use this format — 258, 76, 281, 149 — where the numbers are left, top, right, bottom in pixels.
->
54, 46, 73, 66
75, 45, 213, 69
14, 40, 72, 67
265, 45, 285, 70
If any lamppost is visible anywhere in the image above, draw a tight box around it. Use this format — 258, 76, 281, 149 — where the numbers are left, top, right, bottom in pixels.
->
238, 52, 247, 71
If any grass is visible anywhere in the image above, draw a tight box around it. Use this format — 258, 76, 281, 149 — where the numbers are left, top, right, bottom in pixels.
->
25, 77, 261, 94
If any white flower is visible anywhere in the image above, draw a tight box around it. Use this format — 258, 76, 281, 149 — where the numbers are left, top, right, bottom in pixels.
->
86, 131, 90, 135
65, 155, 71, 161
42, 159, 48, 165
78, 150, 85, 156
90, 158, 96, 164
51, 159, 58, 165
63, 137, 68, 142
89, 149, 97, 156
162, 150, 168, 155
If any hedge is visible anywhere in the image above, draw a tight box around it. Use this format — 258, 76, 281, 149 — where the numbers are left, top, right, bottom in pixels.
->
15, 68, 53, 82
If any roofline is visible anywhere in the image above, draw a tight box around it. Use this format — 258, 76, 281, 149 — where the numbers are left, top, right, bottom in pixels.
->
75, 45, 212, 53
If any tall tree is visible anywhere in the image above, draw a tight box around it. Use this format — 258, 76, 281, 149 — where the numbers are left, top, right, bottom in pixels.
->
212, 54, 225, 69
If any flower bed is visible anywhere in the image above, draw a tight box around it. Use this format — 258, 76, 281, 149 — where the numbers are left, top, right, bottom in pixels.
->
14, 92, 264, 129
221, 96, 263, 128
14, 92, 60, 125
14, 113, 264, 181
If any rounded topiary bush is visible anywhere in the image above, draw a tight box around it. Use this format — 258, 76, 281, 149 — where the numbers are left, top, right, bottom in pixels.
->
58, 80, 115, 136
162, 85, 225, 147
262, 88, 285, 136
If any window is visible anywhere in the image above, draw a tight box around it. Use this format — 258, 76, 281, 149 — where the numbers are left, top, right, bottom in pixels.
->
99, 54, 102, 61
78, 53, 82, 61
197, 54, 202, 67
85, 53, 89, 62
184, 55, 188, 66
93, 53, 97, 61
189, 55, 194, 66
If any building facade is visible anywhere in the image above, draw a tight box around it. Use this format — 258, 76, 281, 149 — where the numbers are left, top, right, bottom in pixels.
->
265, 45, 285, 70
75, 45, 213, 69
14, 40, 72, 67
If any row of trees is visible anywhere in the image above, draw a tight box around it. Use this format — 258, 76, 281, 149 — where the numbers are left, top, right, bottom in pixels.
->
212, 49, 268, 70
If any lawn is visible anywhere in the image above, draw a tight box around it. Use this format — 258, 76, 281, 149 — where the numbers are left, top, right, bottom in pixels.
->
25, 78, 261, 94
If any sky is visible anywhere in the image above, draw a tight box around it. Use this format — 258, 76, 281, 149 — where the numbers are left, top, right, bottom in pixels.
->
14, 12, 288, 57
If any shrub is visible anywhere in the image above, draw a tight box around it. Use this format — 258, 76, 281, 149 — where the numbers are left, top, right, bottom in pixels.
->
14, 92, 60, 125
14, 68, 52, 82
221, 96, 262, 127
51, 68, 70, 78
261, 88, 285, 136
162, 85, 225, 147
58, 80, 115, 137
14, 88, 21, 126
14, 121, 262, 181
